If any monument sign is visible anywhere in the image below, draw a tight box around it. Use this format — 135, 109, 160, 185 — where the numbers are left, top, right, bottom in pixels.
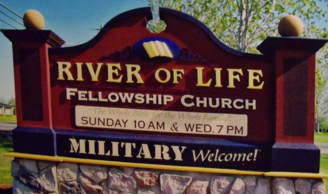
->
2, 7, 328, 194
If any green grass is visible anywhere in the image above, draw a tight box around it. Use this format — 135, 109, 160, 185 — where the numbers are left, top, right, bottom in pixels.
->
315, 132, 328, 143
0, 115, 16, 123
320, 154, 328, 192
0, 136, 13, 184
315, 132, 328, 190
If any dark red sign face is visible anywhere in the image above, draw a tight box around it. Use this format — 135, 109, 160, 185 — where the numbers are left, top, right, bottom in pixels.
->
49, 8, 275, 143
3, 7, 326, 173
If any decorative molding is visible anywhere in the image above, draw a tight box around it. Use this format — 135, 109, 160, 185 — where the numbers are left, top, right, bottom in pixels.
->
179, 48, 209, 63
1, 30, 65, 48
100, 46, 134, 60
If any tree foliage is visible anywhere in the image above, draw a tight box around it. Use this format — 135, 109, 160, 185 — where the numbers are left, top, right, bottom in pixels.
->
8, 98, 15, 106
152, 0, 328, 52
316, 67, 328, 131
8, 98, 16, 115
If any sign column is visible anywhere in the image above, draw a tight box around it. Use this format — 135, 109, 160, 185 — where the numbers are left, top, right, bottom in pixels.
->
258, 37, 327, 172
1, 30, 64, 155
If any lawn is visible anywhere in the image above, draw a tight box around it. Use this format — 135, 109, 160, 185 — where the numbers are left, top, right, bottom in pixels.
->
0, 135, 13, 184
307, 132, 328, 191
320, 154, 328, 192
315, 132, 328, 143
0, 115, 16, 123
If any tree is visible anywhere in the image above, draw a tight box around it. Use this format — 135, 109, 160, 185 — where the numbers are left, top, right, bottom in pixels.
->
315, 67, 327, 131
149, 0, 328, 129
151, 0, 328, 52
8, 98, 16, 115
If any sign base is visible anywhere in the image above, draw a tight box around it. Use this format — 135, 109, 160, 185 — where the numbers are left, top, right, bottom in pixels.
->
271, 142, 321, 173
8, 157, 327, 194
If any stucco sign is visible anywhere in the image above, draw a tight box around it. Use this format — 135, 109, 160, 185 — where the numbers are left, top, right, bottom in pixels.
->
2, 8, 327, 172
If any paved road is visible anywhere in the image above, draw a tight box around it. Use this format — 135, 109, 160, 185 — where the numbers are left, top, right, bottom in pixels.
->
0, 122, 16, 131
315, 142, 328, 155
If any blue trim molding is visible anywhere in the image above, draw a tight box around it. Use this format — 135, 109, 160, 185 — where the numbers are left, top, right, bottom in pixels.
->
55, 129, 272, 171
13, 127, 56, 156
271, 142, 320, 173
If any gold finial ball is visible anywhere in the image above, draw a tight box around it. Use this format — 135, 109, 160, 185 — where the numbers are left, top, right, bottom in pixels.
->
23, 10, 45, 30
278, 15, 304, 37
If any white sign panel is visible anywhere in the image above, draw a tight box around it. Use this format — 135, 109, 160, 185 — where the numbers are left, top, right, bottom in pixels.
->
75, 106, 248, 137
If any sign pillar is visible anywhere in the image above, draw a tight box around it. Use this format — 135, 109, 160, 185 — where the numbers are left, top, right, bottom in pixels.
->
2, 30, 64, 155
258, 37, 327, 172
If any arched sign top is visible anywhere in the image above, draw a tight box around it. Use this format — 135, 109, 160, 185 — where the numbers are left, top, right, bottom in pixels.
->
50, 7, 262, 59
45, 7, 276, 143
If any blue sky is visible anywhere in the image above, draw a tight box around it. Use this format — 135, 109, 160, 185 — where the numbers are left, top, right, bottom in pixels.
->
0, 0, 148, 102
